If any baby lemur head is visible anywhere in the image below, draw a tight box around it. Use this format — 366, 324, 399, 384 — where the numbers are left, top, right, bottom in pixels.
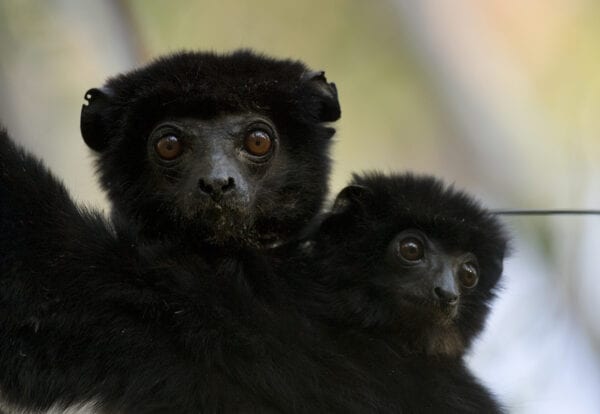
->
81, 50, 340, 247
311, 172, 509, 356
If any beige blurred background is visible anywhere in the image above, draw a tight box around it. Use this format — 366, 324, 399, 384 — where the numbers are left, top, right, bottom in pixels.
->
1, 1, 599, 412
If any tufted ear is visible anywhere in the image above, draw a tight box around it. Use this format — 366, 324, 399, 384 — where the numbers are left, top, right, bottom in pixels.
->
302, 70, 341, 123
80, 87, 114, 152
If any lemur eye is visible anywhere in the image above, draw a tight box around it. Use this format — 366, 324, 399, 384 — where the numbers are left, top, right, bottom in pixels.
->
459, 261, 479, 288
244, 130, 272, 156
398, 237, 424, 262
155, 135, 183, 160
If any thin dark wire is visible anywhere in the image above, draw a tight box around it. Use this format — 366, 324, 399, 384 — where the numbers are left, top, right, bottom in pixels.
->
494, 209, 600, 216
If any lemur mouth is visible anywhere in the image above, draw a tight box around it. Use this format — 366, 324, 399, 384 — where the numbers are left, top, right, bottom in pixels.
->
430, 297, 459, 321
439, 303, 459, 321
202, 210, 258, 245
175, 197, 260, 246
398, 295, 459, 323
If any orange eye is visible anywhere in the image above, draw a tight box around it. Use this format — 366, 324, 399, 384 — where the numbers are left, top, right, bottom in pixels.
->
155, 135, 183, 160
244, 130, 272, 156
459, 261, 479, 288
398, 237, 424, 262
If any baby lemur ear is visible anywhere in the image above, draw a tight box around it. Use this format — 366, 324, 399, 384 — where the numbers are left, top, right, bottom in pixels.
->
302, 70, 341, 123
80, 87, 114, 152
316, 185, 373, 240
331, 185, 373, 215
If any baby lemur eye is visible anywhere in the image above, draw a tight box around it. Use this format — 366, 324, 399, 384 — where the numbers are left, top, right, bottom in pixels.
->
458, 261, 479, 288
155, 135, 183, 160
398, 237, 424, 262
244, 130, 272, 156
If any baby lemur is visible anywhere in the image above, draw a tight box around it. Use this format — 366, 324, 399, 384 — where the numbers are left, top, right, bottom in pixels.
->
280, 172, 509, 413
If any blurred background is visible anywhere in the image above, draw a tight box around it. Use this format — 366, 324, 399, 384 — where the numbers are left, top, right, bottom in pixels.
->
1, 1, 599, 412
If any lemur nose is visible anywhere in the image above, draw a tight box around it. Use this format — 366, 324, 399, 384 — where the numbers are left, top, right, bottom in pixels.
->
433, 287, 458, 305
198, 177, 235, 201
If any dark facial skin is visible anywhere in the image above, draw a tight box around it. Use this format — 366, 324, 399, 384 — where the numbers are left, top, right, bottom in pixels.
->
382, 229, 483, 355
386, 229, 480, 319
145, 113, 278, 243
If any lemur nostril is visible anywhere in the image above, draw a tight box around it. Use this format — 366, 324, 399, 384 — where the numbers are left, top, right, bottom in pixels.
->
198, 179, 211, 193
434, 287, 458, 305
221, 177, 235, 192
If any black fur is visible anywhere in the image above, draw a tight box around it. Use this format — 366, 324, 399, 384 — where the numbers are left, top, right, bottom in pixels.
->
0, 129, 384, 413
1, 49, 507, 413
0, 53, 395, 413
280, 172, 509, 413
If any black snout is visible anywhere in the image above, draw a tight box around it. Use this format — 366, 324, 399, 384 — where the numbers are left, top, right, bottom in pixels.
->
433, 287, 458, 306
198, 177, 235, 201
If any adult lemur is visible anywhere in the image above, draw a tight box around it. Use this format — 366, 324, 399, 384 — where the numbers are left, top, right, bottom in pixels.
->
1, 51, 381, 413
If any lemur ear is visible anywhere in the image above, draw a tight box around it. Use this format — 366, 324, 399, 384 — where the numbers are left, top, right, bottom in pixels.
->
316, 185, 373, 240
302, 70, 341, 123
331, 185, 373, 215
80, 87, 114, 152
